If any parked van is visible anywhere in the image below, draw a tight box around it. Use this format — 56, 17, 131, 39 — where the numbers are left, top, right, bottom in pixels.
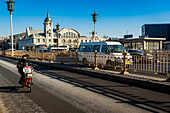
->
77, 41, 132, 66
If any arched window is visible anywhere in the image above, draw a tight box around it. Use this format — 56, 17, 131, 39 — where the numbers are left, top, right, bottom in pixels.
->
61, 31, 78, 39
63, 33, 66, 38
69, 39, 72, 43
62, 39, 65, 43
74, 40, 77, 43
37, 39, 40, 43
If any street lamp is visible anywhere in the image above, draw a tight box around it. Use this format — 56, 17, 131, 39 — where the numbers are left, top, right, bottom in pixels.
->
91, 11, 98, 42
56, 23, 60, 47
6, 0, 15, 56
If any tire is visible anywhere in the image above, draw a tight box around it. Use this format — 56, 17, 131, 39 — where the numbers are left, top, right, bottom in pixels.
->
27, 83, 31, 92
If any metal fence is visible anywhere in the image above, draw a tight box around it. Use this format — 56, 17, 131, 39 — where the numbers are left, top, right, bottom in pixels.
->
0, 50, 169, 76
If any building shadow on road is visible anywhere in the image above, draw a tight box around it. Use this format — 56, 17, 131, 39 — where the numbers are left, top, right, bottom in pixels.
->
0, 86, 30, 93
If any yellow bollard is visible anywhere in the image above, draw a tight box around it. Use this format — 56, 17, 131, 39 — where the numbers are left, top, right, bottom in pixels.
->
75, 51, 78, 66
41, 50, 45, 61
50, 50, 54, 63
61, 51, 64, 64
120, 51, 129, 75
93, 50, 99, 70
35, 51, 38, 60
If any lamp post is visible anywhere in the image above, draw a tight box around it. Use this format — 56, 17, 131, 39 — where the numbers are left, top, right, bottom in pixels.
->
91, 11, 98, 42
56, 23, 60, 47
6, 0, 15, 56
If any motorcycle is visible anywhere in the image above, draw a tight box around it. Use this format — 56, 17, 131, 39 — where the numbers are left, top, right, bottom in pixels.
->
22, 66, 34, 92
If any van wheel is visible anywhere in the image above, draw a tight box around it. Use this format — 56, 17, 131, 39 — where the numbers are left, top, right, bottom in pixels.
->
83, 58, 87, 65
106, 60, 111, 66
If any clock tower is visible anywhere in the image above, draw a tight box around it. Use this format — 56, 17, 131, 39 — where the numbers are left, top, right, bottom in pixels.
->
43, 12, 53, 47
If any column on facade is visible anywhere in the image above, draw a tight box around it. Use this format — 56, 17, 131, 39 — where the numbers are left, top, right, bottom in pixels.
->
159, 41, 162, 50
130, 42, 132, 49
143, 41, 146, 50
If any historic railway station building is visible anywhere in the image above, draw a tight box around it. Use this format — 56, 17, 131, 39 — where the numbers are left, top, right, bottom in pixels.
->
19, 12, 92, 50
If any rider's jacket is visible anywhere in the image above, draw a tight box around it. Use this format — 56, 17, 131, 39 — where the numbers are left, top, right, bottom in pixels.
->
17, 59, 32, 71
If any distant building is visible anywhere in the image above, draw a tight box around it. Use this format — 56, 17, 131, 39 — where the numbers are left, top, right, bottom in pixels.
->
19, 12, 92, 50
0, 38, 4, 50
10, 32, 26, 50
0, 37, 10, 50
142, 24, 170, 41
120, 36, 166, 51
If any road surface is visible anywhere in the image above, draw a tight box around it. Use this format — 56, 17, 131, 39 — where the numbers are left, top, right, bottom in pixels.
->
0, 57, 170, 113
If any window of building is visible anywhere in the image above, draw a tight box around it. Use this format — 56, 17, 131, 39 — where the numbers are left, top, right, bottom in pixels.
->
62, 39, 65, 43
54, 39, 57, 43
49, 39, 51, 42
124, 43, 130, 50
145, 41, 159, 50
43, 39, 45, 42
61, 32, 78, 38
68, 39, 71, 43
74, 40, 77, 43
37, 39, 40, 43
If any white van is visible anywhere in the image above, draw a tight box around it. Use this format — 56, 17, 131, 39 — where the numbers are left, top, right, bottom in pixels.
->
77, 41, 132, 66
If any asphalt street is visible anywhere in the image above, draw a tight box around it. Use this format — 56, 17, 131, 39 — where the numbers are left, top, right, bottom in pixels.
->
0, 57, 170, 113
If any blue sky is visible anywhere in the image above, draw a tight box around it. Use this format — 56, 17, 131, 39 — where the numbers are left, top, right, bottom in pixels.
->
1, 0, 170, 38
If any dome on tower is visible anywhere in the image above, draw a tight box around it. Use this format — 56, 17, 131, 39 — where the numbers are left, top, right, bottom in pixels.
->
44, 12, 52, 23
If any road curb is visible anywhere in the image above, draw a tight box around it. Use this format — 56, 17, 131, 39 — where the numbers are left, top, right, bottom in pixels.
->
1, 55, 170, 94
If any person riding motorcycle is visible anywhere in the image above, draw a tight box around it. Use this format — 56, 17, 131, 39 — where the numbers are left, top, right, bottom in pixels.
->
17, 55, 32, 84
